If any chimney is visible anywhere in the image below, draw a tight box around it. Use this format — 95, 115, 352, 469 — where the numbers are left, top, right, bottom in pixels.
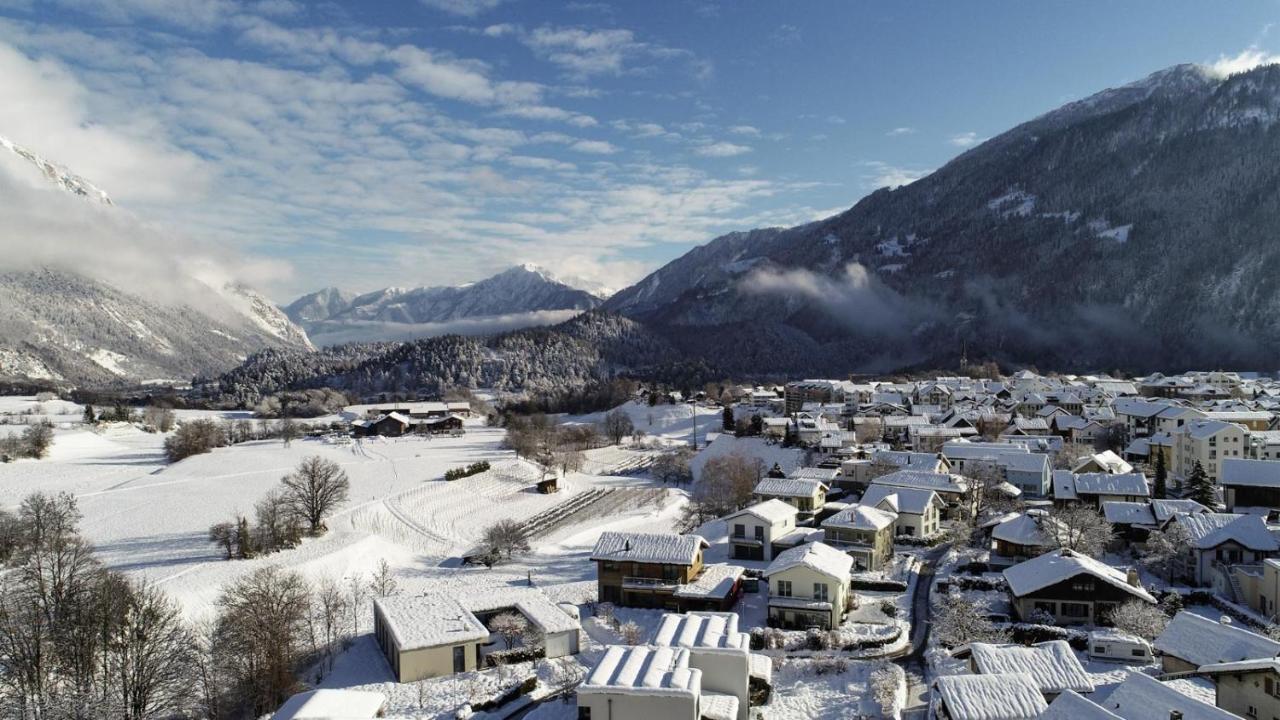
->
1126, 568, 1140, 587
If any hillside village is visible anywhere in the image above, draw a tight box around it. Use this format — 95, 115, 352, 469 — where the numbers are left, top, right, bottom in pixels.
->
8, 369, 1280, 718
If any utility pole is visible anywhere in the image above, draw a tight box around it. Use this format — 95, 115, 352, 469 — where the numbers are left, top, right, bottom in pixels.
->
691, 402, 698, 450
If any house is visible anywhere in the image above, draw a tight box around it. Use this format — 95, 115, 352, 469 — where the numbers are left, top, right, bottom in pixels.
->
722, 499, 798, 561
1001, 451, 1052, 497
1152, 611, 1280, 674
576, 646, 715, 720
1102, 671, 1238, 720
1165, 512, 1279, 592
858, 484, 943, 539
672, 564, 746, 612
1003, 549, 1155, 625
990, 510, 1056, 559
1173, 418, 1250, 484
1220, 458, 1280, 512
871, 469, 971, 517
1243, 558, 1280, 620
1072, 450, 1133, 475
751, 476, 827, 514
820, 505, 896, 571
273, 690, 387, 720
358, 412, 413, 437
591, 532, 711, 609
1198, 657, 1280, 720
651, 612, 763, 720
763, 542, 853, 630
372, 589, 582, 682
932, 673, 1048, 720
1040, 690, 1121, 720
967, 640, 1094, 701
1053, 471, 1149, 508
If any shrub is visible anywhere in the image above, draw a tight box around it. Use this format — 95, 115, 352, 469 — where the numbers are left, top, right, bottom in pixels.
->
879, 600, 899, 618
851, 578, 908, 592
445, 461, 491, 481
812, 656, 848, 675
163, 419, 227, 462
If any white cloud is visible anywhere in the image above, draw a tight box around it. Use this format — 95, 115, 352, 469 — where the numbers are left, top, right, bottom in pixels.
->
49, 0, 239, 30
1206, 46, 1280, 78
728, 124, 761, 137
862, 161, 930, 189
949, 131, 983, 148
418, 0, 505, 17
569, 139, 618, 154
695, 141, 751, 157
886, 126, 915, 136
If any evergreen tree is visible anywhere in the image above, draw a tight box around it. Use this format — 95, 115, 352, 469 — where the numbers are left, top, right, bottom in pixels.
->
1185, 460, 1215, 507
722, 406, 734, 432
236, 516, 255, 559
82, 403, 95, 425
1152, 449, 1168, 499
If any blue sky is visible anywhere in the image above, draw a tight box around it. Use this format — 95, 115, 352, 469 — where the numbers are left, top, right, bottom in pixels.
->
1, 0, 1278, 299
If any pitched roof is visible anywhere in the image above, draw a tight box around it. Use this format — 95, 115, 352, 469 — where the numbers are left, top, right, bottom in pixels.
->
1052, 470, 1078, 501
991, 512, 1055, 547
969, 640, 1095, 694
1101, 670, 1238, 720
1072, 472, 1150, 497
591, 531, 708, 565
725, 499, 797, 525
1172, 512, 1279, 551
753, 476, 826, 498
762, 541, 852, 581
859, 484, 942, 516
1101, 501, 1156, 526
933, 673, 1048, 720
1153, 612, 1280, 667
822, 504, 897, 531
1221, 458, 1280, 488
1041, 690, 1121, 720
580, 646, 700, 697
872, 468, 968, 494
1150, 498, 1210, 524
1002, 549, 1155, 603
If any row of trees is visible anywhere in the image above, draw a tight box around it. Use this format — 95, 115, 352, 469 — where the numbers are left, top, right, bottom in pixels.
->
209, 457, 351, 559
163, 417, 326, 463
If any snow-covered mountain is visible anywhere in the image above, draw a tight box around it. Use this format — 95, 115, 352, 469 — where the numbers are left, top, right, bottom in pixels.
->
0, 134, 314, 386
285, 264, 603, 345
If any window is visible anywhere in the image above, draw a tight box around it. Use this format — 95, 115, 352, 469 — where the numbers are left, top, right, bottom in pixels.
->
1131, 648, 1145, 657
1093, 645, 1105, 654
1070, 579, 1094, 592
578, 708, 592, 720
733, 523, 745, 538
755, 525, 765, 541
778, 580, 792, 597
453, 645, 466, 673
1033, 601, 1056, 615
1061, 602, 1089, 618
814, 583, 829, 601
602, 561, 619, 572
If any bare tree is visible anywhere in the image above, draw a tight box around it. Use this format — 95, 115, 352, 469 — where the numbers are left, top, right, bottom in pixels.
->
1142, 523, 1190, 583
618, 620, 643, 645
255, 488, 302, 554
489, 612, 528, 649
482, 520, 530, 562
651, 449, 694, 485
213, 566, 312, 717
280, 456, 350, 535
21, 423, 53, 459
311, 576, 349, 675
107, 580, 196, 720
601, 410, 634, 445
279, 418, 300, 448
553, 448, 584, 477
1046, 505, 1114, 556
369, 559, 398, 598
163, 420, 227, 463
694, 453, 763, 517
1105, 600, 1168, 640
208, 522, 235, 560
933, 594, 1006, 648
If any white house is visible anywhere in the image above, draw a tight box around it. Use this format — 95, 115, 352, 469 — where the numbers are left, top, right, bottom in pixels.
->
763, 542, 853, 630
722, 499, 798, 562
1166, 512, 1280, 592
577, 646, 724, 720
858, 483, 943, 539
650, 612, 762, 720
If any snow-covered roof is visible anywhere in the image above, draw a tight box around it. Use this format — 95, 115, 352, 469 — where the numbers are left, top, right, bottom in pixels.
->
1172, 512, 1279, 551
1180, 418, 1239, 440
725, 499, 797, 526
1002, 549, 1155, 603
1150, 498, 1210, 524
591, 531, 708, 565
762, 541, 852, 581
458, 587, 581, 635
273, 690, 386, 720
673, 564, 744, 600
1040, 690, 1121, 720
1221, 458, 1280, 488
699, 693, 738, 720
1153, 612, 1280, 667
969, 640, 1095, 695
753, 476, 826, 497
1102, 670, 1238, 720
1101, 501, 1156, 526
991, 512, 1054, 547
580, 646, 700, 697
788, 466, 840, 482
1071, 472, 1149, 497
1073, 450, 1133, 475
872, 468, 968, 494
933, 673, 1048, 720
859, 484, 941, 516
821, 504, 897, 531
1199, 657, 1280, 675
871, 449, 943, 468
1000, 452, 1049, 473
652, 612, 749, 653
941, 441, 1028, 461
373, 595, 489, 650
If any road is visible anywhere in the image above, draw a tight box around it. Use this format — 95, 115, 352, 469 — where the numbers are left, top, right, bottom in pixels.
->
895, 544, 949, 719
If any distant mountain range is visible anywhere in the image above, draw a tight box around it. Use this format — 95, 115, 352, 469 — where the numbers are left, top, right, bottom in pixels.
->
283, 264, 603, 345
604, 62, 1280, 374
0, 134, 314, 386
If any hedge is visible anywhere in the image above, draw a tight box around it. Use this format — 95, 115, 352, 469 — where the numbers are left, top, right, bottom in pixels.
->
472, 676, 538, 711
852, 578, 908, 592
445, 461, 491, 481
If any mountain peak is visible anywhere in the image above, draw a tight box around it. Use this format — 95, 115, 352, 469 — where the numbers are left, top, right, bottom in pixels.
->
0, 133, 113, 206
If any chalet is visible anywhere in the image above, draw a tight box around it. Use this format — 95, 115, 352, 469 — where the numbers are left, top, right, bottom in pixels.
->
751, 476, 827, 514
858, 484, 942, 539
763, 542, 853, 630
1220, 458, 1280, 512
1003, 549, 1155, 625
820, 505, 896, 571
591, 531, 710, 609
1153, 611, 1280, 674
1165, 512, 1279, 592
990, 511, 1056, 559
722, 499, 798, 561
932, 673, 1048, 720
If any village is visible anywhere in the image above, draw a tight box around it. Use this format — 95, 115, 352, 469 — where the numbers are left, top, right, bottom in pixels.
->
8, 369, 1280, 719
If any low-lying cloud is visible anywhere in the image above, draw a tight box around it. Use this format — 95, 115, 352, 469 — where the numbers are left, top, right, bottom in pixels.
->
740, 262, 938, 337
302, 310, 584, 346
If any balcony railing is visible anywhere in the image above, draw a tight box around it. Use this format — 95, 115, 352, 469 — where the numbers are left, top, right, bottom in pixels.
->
730, 536, 765, 546
622, 576, 679, 590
